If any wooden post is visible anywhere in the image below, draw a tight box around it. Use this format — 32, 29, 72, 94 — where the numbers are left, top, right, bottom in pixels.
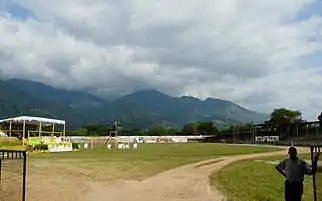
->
22, 120, 26, 146
252, 125, 255, 144
254, 126, 257, 144
52, 124, 55, 137
0, 159, 2, 189
39, 122, 42, 137
311, 146, 317, 201
9, 120, 12, 137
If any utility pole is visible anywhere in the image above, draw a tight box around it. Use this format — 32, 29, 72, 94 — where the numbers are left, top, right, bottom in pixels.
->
252, 125, 255, 144
233, 125, 235, 144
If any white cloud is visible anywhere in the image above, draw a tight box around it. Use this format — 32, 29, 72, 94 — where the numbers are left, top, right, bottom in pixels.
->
1, 0, 322, 120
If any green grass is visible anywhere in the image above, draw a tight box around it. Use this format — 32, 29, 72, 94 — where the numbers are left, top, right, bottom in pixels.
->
211, 154, 321, 201
28, 143, 281, 181
0, 139, 23, 150
30, 143, 281, 159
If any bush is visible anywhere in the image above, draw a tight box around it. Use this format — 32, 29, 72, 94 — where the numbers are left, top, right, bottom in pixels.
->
72, 142, 80, 150
32, 143, 48, 151
25, 144, 33, 151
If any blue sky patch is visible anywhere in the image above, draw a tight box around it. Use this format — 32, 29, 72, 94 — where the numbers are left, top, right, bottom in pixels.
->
0, 0, 34, 19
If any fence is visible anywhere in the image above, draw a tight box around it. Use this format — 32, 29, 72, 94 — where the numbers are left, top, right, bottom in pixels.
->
0, 150, 27, 201
311, 145, 322, 201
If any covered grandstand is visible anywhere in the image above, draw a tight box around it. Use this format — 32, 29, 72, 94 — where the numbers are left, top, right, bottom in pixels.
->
0, 116, 66, 140
202, 121, 322, 145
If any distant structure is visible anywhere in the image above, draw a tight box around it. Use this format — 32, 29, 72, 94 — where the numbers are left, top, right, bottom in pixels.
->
103, 121, 121, 148
0, 116, 66, 143
203, 121, 322, 145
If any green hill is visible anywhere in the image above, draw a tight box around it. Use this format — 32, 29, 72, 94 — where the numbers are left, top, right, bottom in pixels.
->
0, 79, 269, 128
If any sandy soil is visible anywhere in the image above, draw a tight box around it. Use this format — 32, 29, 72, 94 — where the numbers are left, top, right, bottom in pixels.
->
26, 146, 309, 201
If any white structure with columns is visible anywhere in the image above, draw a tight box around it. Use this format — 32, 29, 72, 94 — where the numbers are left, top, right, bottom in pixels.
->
0, 116, 66, 144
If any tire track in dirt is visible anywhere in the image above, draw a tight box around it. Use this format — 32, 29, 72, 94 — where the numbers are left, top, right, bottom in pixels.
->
81, 146, 309, 201
26, 146, 308, 201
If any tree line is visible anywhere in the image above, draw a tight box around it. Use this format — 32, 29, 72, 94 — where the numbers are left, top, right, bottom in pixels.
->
67, 108, 321, 136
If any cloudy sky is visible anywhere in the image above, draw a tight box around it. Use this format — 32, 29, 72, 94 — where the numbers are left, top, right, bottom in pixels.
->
1, 0, 322, 120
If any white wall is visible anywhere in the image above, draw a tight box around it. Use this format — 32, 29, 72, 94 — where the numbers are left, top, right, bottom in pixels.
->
68, 135, 205, 143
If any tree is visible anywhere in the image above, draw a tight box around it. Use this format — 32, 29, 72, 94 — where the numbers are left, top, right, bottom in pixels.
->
147, 126, 175, 136
181, 121, 218, 135
67, 127, 87, 136
83, 124, 110, 136
199, 121, 218, 135
269, 108, 303, 123
318, 112, 322, 127
181, 123, 195, 135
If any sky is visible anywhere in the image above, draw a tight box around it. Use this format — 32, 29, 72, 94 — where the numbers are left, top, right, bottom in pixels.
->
0, 0, 322, 120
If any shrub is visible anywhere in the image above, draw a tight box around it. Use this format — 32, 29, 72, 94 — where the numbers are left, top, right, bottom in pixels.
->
32, 143, 48, 151
72, 142, 80, 150
25, 144, 33, 151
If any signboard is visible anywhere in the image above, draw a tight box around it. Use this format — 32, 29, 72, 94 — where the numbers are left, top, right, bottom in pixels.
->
48, 144, 72, 152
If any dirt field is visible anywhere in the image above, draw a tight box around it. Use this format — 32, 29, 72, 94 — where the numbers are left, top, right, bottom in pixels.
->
24, 144, 294, 201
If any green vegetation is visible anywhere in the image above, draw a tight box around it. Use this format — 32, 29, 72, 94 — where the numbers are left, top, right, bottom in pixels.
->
0, 137, 23, 149
68, 121, 221, 136
28, 143, 280, 181
268, 108, 304, 123
210, 154, 321, 201
65, 107, 308, 136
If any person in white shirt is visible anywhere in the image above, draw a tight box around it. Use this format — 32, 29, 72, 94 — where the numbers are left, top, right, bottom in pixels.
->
275, 146, 319, 201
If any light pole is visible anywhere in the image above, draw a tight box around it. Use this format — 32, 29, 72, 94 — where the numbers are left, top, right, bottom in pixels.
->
114, 121, 122, 136
252, 125, 255, 144
306, 124, 309, 139
316, 123, 319, 137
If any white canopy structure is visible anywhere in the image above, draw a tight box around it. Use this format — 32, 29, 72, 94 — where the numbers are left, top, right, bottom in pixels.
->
0, 116, 65, 125
0, 116, 66, 143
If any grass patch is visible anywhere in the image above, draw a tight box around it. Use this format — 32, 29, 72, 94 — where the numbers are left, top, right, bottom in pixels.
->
0, 138, 23, 149
211, 154, 321, 201
28, 143, 280, 181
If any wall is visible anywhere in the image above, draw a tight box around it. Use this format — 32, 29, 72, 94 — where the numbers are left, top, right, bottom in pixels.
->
67, 135, 205, 143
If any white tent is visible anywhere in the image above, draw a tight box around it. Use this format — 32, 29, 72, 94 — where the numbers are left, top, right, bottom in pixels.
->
0, 116, 65, 125
0, 116, 66, 142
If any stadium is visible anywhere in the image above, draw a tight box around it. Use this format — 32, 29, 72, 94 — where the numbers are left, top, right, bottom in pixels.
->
0, 114, 321, 201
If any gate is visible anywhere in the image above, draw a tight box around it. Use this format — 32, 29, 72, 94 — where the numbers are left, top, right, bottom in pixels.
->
0, 150, 27, 201
311, 145, 322, 201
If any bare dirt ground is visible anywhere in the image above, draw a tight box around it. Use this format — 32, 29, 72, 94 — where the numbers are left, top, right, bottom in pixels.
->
26, 146, 309, 201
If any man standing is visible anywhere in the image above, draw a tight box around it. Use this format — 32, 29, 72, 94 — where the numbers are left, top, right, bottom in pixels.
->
275, 146, 319, 201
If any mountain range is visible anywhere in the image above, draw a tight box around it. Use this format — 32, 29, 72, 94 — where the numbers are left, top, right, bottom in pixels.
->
0, 79, 269, 129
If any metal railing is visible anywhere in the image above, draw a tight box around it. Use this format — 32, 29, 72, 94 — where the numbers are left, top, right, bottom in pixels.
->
0, 149, 27, 201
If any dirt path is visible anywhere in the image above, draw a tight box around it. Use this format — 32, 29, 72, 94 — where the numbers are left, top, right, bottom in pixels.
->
80, 146, 308, 201
27, 146, 309, 201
